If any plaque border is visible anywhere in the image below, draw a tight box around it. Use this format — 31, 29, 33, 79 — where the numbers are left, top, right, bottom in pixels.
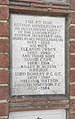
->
9, 13, 68, 97
9, 1, 69, 114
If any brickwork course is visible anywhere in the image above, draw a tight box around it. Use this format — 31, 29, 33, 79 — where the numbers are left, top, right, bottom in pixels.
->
0, 0, 75, 119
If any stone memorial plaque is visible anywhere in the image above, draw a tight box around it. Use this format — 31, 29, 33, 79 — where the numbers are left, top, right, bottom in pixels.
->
9, 109, 66, 119
10, 14, 65, 95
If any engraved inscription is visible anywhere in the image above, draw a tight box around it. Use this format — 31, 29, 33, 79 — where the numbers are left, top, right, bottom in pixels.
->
10, 14, 65, 95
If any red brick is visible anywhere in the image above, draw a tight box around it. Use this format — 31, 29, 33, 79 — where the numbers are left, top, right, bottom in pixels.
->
0, 40, 9, 53
69, 113, 75, 119
71, 0, 75, 10
10, 100, 68, 108
0, 54, 9, 68
70, 55, 75, 68
0, 23, 9, 37
70, 99, 75, 107
69, 27, 75, 39
10, 96, 68, 103
9, 5, 47, 13
70, 13, 75, 24
0, 86, 8, 100
10, 97, 47, 103
10, 5, 69, 15
70, 41, 75, 53
0, 103, 8, 116
0, 0, 9, 5
70, 70, 75, 82
9, 107, 48, 112
70, 84, 75, 96
70, 106, 75, 112
10, 106, 67, 112
32, 2, 69, 9
14, 0, 47, 3
32, 3, 51, 8
0, 70, 9, 84
0, 6, 9, 20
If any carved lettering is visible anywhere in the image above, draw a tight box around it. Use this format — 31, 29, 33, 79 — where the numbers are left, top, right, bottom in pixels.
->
10, 14, 65, 95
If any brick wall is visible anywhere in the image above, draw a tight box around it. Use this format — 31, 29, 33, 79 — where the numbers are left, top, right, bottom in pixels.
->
0, 0, 9, 119
69, 0, 75, 119
0, 0, 75, 119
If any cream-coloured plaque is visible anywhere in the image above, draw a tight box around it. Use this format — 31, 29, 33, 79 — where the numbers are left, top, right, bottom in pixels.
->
9, 109, 66, 119
10, 14, 65, 95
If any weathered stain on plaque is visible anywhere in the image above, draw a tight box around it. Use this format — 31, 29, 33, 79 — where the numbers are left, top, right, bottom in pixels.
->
9, 109, 66, 119
10, 14, 65, 95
